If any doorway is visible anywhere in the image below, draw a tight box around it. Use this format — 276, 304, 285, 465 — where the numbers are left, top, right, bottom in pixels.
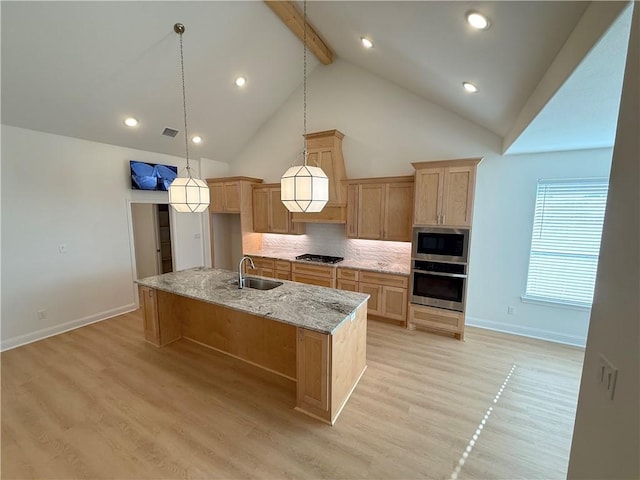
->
131, 203, 174, 279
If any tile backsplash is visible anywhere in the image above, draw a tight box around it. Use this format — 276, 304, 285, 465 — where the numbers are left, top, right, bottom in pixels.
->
262, 224, 411, 264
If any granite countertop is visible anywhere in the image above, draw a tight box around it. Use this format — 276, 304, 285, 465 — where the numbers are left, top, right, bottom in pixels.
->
135, 267, 369, 335
244, 250, 411, 276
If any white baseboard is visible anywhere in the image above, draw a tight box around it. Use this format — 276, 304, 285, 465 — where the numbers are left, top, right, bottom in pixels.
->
1, 303, 138, 352
465, 316, 587, 348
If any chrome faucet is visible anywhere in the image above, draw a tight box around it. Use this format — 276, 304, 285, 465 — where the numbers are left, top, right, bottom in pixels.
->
238, 256, 255, 289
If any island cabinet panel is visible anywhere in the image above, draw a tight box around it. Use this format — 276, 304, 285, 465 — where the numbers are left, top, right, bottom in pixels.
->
177, 294, 297, 379
295, 302, 368, 424
296, 330, 329, 411
139, 285, 159, 345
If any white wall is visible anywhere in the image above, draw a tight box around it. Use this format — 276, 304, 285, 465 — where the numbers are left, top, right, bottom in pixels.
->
0, 125, 209, 350
230, 58, 612, 346
468, 148, 612, 345
569, 4, 639, 477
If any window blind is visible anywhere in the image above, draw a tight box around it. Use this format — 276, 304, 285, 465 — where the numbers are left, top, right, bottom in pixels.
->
524, 178, 609, 308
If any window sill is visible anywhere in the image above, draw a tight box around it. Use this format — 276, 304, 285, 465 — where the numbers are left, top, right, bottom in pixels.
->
520, 295, 592, 311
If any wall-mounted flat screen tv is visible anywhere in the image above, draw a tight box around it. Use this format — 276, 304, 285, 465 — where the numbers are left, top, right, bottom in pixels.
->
130, 160, 178, 191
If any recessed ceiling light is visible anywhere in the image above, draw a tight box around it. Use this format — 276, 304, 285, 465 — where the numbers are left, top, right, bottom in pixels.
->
466, 11, 490, 30
463, 82, 478, 93
234, 76, 247, 87
191, 135, 202, 144
361, 37, 374, 49
124, 117, 138, 127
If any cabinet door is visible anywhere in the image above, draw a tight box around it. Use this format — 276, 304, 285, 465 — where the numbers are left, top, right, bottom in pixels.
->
346, 184, 359, 238
442, 166, 476, 227
359, 282, 383, 316
414, 168, 444, 225
252, 188, 270, 232
293, 273, 335, 288
381, 286, 407, 322
357, 184, 385, 240
296, 328, 329, 412
269, 187, 290, 234
209, 182, 226, 213
223, 182, 241, 213
337, 279, 358, 292
274, 270, 291, 281
384, 182, 413, 241
139, 286, 160, 345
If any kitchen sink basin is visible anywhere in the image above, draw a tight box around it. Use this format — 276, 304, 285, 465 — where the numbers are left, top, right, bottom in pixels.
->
242, 277, 283, 291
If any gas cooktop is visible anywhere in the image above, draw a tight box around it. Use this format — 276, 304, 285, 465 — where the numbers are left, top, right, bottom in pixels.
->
295, 254, 344, 264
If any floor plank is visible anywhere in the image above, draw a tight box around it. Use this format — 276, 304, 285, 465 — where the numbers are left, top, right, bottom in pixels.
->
1, 311, 583, 479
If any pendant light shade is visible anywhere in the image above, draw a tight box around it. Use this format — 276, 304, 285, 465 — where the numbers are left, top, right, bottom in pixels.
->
168, 177, 210, 213
168, 22, 210, 214
280, 0, 329, 214
281, 164, 329, 213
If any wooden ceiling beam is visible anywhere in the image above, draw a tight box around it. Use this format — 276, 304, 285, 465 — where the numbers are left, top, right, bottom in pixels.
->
264, 1, 333, 65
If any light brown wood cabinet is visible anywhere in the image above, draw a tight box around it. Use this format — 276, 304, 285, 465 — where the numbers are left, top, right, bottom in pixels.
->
292, 263, 336, 288
345, 177, 414, 241
253, 184, 304, 235
412, 159, 481, 227
336, 268, 409, 325
245, 256, 292, 280
408, 304, 465, 340
208, 180, 242, 213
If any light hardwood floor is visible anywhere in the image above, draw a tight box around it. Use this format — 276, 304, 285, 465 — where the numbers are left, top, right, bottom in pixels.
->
1, 311, 583, 479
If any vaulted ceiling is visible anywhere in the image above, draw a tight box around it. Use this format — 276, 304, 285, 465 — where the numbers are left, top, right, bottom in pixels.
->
0, 1, 632, 163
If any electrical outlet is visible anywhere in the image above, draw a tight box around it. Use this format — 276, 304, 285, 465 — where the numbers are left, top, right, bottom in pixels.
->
37, 309, 47, 320
597, 354, 618, 400
507, 306, 515, 315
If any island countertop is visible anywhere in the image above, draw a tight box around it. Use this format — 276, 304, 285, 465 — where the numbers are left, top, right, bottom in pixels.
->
135, 267, 369, 335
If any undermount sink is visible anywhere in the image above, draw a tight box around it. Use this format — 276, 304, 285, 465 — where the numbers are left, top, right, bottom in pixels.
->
241, 277, 283, 291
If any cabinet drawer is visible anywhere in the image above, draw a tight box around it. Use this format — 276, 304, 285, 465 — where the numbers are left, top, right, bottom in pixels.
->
409, 304, 463, 333
337, 279, 358, 292
292, 263, 335, 279
337, 268, 359, 281
252, 257, 275, 270
292, 273, 335, 288
275, 260, 291, 271
359, 271, 408, 289
273, 270, 291, 281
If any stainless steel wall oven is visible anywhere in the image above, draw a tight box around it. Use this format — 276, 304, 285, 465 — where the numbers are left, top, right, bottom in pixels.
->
410, 260, 467, 311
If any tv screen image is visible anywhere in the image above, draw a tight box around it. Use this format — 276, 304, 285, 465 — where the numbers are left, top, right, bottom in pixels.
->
130, 161, 178, 191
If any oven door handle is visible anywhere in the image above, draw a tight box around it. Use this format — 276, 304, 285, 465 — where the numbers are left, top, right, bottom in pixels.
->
413, 270, 467, 279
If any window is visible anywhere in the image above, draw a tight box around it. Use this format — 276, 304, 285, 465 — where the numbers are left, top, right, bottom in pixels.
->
524, 178, 609, 308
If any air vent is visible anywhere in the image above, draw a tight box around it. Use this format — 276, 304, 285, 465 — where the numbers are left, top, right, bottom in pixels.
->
162, 127, 179, 138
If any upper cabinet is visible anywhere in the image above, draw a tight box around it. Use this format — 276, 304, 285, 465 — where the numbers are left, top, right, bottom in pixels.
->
345, 176, 414, 242
207, 177, 262, 214
412, 159, 481, 227
291, 129, 348, 224
253, 184, 305, 235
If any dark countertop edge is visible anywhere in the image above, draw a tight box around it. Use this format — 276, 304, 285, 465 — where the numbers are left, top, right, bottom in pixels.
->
134, 275, 370, 336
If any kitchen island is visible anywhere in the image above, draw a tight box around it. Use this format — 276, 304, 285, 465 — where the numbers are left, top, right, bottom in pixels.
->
135, 267, 369, 424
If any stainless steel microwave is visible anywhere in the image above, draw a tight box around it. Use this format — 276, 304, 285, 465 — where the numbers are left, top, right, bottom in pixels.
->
411, 227, 470, 264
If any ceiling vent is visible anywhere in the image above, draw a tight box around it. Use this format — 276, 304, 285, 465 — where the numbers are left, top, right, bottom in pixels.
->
162, 127, 179, 138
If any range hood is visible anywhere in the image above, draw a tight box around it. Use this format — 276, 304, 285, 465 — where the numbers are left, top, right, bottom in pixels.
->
291, 129, 347, 224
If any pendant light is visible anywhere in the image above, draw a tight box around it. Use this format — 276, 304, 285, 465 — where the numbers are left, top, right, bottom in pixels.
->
280, 1, 329, 213
168, 23, 210, 213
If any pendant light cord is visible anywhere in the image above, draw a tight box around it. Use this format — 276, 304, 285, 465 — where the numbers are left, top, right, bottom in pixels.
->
303, 0, 308, 166
177, 26, 192, 178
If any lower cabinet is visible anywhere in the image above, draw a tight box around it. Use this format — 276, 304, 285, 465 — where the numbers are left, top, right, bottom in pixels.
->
292, 263, 336, 288
245, 256, 291, 280
408, 303, 465, 340
337, 268, 408, 325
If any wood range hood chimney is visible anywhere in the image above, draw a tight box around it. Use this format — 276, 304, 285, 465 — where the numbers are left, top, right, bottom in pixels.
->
291, 129, 348, 224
